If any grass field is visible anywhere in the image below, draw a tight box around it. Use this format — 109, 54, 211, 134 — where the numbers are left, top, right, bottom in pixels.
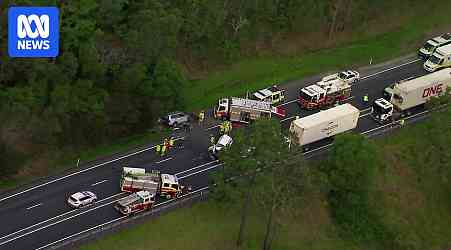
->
79, 107, 451, 250
183, 2, 451, 110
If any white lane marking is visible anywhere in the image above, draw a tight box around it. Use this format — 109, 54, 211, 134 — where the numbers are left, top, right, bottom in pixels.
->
0, 160, 218, 243
34, 187, 211, 250
91, 180, 108, 187
0, 137, 184, 203
206, 125, 220, 130
175, 160, 218, 176
179, 163, 223, 179
280, 116, 297, 122
155, 157, 173, 164
359, 112, 372, 118
277, 99, 298, 107
278, 59, 420, 108
0, 192, 125, 242
0, 195, 127, 246
26, 203, 42, 210
34, 216, 127, 250
361, 59, 421, 80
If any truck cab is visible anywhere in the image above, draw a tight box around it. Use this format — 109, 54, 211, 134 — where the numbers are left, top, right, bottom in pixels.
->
298, 85, 327, 109
418, 33, 451, 60
215, 98, 230, 119
252, 85, 285, 104
424, 43, 451, 72
371, 98, 394, 123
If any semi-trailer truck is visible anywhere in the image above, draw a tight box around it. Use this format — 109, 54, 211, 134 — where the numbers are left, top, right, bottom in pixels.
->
289, 103, 360, 146
372, 68, 451, 122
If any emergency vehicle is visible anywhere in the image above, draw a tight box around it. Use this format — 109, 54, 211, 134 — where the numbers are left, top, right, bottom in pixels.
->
120, 167, 184, 199
320, 70, 360, 85
372, 68, 451, 122
418, 33, 451, 60
252, 85, 285, 104
298, 77, 352, 110
214, 97, 285, 123
114, 190, 155, 216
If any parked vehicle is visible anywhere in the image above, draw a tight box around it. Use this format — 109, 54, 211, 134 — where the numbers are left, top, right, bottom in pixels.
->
320, 70, 360, 85
252, 85, 285, 104
114, 190, 155, 216
289, 104, 360, 146
372, 68, 451, 122
424, 43, 451, 72
120, 167, 184, 199
418, 33, 451, 60
214, 97, 285, 123
298, 72, 354, 110
67, 191, 97, 208
209, 134, 233, 159
158, 111, 190, 127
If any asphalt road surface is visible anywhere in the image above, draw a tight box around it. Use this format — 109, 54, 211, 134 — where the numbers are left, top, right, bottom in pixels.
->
0, 56, 431, 250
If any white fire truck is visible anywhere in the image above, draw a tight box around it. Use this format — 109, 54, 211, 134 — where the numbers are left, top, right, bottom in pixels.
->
252, 85, 285, 104
298, 77, 352, 110
372, 68, 451, 123
214, 97, 285, 123
114, 190, 155, 216
120, 167, 184, 199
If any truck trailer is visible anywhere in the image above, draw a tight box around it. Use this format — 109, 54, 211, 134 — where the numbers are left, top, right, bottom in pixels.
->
372, 68, 451, 122
289, 103, 360, 146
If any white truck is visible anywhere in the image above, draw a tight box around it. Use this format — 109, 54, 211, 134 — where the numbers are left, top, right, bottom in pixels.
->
418, 33, 451, 60
289, 103, 360, 146
252, 85, 285, 104
424, 43, 451, 72
120, 167, 184, 199
214, 97, 285, 123
372, 68, 451, 122
114, 190, 155, 216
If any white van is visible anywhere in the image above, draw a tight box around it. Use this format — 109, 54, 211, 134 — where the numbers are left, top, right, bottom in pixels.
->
423, 43, 451, 72
418, 33, 451, 60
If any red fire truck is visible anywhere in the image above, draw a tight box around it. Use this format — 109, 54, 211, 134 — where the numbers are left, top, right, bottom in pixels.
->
114, 190, 155, 216
298, 78, 352, 110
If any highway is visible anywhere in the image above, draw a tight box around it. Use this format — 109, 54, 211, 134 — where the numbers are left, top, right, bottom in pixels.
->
0, 56, 431, 250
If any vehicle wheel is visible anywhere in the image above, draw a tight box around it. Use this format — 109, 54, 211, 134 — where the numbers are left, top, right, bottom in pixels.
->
166, 194, 172, 199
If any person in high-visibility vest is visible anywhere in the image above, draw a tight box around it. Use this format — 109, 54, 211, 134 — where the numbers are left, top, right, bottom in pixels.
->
161, 144, 167, 156
219, 123, 225, 134
363, 94, 369, 103
227, 121, 232, 132
210, 135, 215, 145
198, 111, 205, 125
399, 119, 405, 127
156, 144, 161, 154
295, 115, 300, 120
169, 138, 175, 149
224, 121, 229, 134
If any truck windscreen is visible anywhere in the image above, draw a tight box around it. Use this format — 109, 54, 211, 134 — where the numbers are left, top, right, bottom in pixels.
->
372, 103, 391, 114
429, 55, 443, 64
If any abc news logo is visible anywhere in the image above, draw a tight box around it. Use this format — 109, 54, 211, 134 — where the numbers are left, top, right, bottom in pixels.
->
17, 14, 50, 50
8, 7, 59, 58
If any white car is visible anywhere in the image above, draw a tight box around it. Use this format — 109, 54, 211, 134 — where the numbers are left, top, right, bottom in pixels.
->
321, 70, 360, 84
209, 134, 233, 156
67, 191, 97, 208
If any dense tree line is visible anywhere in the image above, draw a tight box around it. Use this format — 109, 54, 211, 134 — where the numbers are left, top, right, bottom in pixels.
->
0, 0, 428, 175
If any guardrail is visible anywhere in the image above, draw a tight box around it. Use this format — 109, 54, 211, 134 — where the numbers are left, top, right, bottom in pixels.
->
41, 187, 210, 250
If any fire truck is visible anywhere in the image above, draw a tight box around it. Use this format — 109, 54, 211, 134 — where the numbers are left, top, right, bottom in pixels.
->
298, 77, 352, 110
252, 85, 285, 104
120, 167, 184, 199
214, 97, 286, 123
114, 190, 155, 216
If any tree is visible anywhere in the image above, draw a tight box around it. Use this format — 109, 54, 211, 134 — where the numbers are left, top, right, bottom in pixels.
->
212, 119, 305, 249
322, 134, 394, 245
